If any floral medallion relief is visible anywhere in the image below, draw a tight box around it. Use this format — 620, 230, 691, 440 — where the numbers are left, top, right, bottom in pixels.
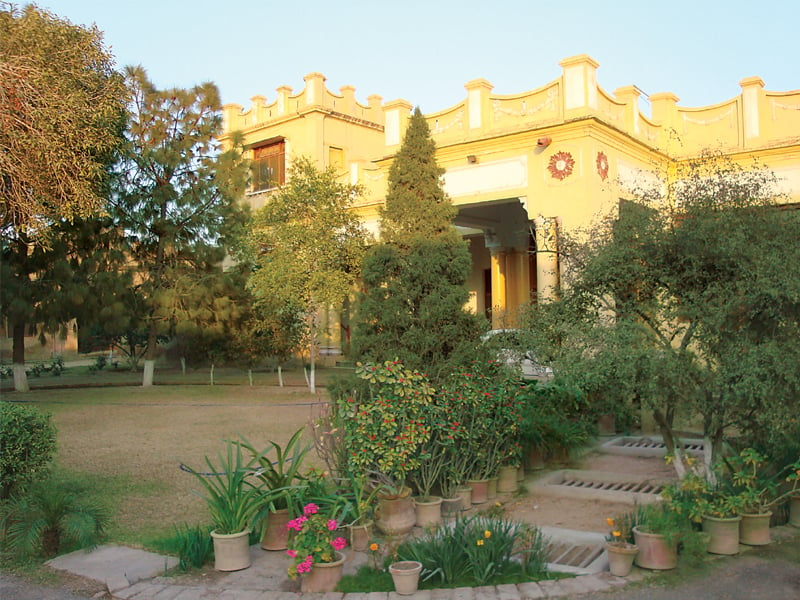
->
547, 151, 575, 180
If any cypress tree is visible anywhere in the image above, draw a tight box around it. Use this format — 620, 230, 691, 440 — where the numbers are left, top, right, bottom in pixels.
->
351, 107, 484, 379
380, 107, 456, 244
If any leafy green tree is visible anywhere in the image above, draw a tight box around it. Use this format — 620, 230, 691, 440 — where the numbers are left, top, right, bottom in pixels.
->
231, 297, 307, 387
351, 107, 484, 379
0, 4, 126, 390
247, 156, 367, 392
0, 3, 126, 232
1, 216, 130, 391
523, 152, 800, 478
111, 67, 249, 386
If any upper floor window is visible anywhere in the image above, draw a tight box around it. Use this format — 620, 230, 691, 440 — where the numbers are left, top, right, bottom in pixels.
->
252, 140, 285, 192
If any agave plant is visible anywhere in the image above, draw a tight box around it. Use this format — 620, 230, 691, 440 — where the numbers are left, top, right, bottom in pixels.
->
0, 477, 109, 558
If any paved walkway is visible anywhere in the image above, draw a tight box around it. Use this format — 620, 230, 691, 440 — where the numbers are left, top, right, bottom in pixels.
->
40, 525, 800, 600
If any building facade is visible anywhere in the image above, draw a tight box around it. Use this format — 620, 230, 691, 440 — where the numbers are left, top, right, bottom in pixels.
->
219, 54, 800, 349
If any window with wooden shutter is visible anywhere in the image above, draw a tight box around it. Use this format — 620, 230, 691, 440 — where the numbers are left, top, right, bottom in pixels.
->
252, 140, 285, 191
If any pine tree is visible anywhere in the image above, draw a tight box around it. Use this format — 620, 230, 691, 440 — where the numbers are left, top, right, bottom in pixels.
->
111, 67, 249, 387
352, 108, 483, 379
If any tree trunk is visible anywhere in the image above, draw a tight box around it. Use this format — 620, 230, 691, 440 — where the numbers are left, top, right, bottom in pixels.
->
653, 407, 686, 478
307, 309, 317, 393
181, 357, 186, 375
209, 363, 215, 386
248, 369, 253, 386
12, 322, 29, 392
142, 360, 155, 387
277, 364, 284, 387
142, 320, 158, 387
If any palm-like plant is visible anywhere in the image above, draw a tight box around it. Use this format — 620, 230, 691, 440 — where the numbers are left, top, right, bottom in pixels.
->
183, 440, 263, 534
0, 477, 109, 558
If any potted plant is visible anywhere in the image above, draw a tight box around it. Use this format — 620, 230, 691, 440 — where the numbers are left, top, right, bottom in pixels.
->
604, 515, 638, 577
409, 419, 450, 527
684, 475, 744, 555
630, 504, 684, 570
285, 502, 348, 592
340, 360, 435, 535
183, 439, 263, 571
730, 449, 800, 544
666, 471, 742, 556
726, 448, 777, 546
241, 427, 310, 551
341, 472, 381, 550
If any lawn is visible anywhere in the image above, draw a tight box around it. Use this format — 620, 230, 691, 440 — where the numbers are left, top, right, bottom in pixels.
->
2, 372, 333, 548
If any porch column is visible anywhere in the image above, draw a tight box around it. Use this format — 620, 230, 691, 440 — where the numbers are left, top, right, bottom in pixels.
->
489, 247, 508, 328
507, 247, 532, 321
535, 216, 560, 302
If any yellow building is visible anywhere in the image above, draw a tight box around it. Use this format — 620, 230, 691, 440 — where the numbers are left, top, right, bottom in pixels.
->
220, 54, 800, 342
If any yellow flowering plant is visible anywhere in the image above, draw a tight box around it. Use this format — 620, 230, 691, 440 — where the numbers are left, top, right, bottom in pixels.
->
605, 515, 636, 548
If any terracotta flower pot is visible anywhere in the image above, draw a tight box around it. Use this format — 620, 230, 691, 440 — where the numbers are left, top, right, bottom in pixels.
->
497, 465, 518, 493
349, 519, 373, 551
300, 551, 345, 593
413, 496, 443, 528
211, 529, 251, 571
487, 477, 498, 500
739, 512, 771, 546
456, 485, 472, 510
702, 515, 741, 555
376, 489, 415, 535
789, 494, 800, 528
632, 526, 677, 570
441, 496, 462, 517
261, 508, 290, 550
606, 542, 638, 577
526, 448, 545, 471
467, 479, 489, 504
389, 560, 423, 595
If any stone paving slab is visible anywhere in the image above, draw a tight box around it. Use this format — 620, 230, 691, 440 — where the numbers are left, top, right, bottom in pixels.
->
47, 545, 178, 590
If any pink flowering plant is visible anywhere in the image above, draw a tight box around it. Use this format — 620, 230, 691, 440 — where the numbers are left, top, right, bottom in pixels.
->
285, 502, 347, 579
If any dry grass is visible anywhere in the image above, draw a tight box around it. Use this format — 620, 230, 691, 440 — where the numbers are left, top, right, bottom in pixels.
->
14, 380, 331, 546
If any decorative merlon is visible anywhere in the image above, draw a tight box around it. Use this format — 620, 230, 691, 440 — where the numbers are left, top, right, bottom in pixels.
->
303, 72, 326, 106
383, 99, 413, 146
466, 79, 494, 130
465, 78, 494, 91
560, 54, 599, 111
739, 76, 766, 89
740, 77, 765, 140
649, 92, 680, 125
558, 53, 600, 69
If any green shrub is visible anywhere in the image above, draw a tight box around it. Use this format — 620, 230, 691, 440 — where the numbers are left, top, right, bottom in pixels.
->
0, 476, 109, 558
175, 524, 214, 570
0, 403, 57, 499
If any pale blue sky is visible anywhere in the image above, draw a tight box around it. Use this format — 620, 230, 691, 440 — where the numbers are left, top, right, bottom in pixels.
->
41, 0, 799, 117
